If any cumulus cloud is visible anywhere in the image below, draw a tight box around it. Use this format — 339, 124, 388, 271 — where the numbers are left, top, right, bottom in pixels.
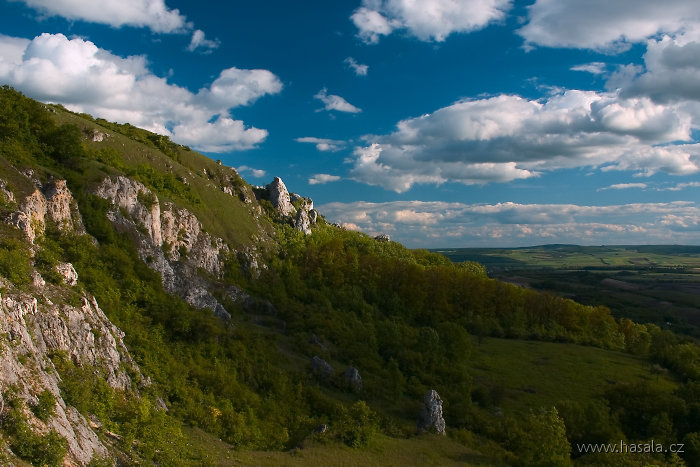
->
237, 166, 267, 178
347, 91, 698, 192
187, 29, 220, 53
318, 200, 700, 247
351, 0, 511, 43
309, 174, 342, 185
172, 117, 268, 152
198, 67, 283, 110
13, 0, 190, 33
0, 33, 282, 152
620, 34, 700, 105
295, 137, 346, 152
344, 57, 368, 76
519, 0, 700, 51
314, 88, 362, 113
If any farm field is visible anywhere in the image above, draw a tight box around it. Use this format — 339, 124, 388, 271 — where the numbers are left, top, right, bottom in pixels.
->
436, 245, 700, 337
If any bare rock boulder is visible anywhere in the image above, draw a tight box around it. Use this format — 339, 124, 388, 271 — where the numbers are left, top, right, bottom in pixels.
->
343, 366, 362, 392
417, 389, 446, 435
311, 356, 334, 379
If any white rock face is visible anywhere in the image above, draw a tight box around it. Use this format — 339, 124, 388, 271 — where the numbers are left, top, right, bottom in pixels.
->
94, 176, 234, 317
294, 208, 312, 235
11, 189, 46, 244
0, 285, 142, 464
266, 177, 295, 217
45, 180, 78, 231
95, 176, 162, 246
10, 179, 83, 243
55, 262, 78, 286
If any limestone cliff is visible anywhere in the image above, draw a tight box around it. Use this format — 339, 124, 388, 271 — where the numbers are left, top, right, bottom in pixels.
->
0, 175, 145, 465
94, 176, 237, 319
0, 281, 143, 465
257, 177, 319, 235
9, 178, 84, 244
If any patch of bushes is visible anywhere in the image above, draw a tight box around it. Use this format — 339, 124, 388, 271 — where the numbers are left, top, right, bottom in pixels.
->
1, 395, 67, 466
0, 237, 32, 286
30, 390, 56, 421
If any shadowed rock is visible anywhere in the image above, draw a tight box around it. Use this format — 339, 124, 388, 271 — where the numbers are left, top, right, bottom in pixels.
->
417, 389, 446, 435
311, 356, 334, 379
343, 366, 362, 392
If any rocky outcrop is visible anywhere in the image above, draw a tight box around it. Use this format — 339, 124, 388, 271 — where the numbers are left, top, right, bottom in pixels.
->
257, 177, 318, 235
90, 129, 108, 142
10, 179, 84, 243
94, 176, 163, 246
11, 189, 46, 244
0, 178, 14, 205
343, 366, 362, 393
374, 234, 391, 242
311, 356, 334, 379
55, 262, 78, 286
0, 283, 142, 464
417, 389, 446, 435
94, 176, 233, 318
185, 287, 231, 320
294, 208, 312, 235
44, 180, 81, 232
266, 177, 295, 217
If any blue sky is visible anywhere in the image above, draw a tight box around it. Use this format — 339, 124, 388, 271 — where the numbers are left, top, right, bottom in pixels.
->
1, 0, 700, 247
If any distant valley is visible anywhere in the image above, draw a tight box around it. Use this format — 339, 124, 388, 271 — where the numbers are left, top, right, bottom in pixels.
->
436, 245, 700, 337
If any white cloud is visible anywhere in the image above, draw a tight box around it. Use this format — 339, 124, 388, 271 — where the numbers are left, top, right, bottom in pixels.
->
350, 7, 398, 44
347, 91, 698, 192
187, 29, 220, 53
172, 117, 268, 152
598, 183, 648, 191
309, 174, 341, 185
571, 62, 607, 75
295, 137, 345, 152
0, 33, 282, 152
237, 166, 267, 178
519, 0, 700, 51
198, 67, 283, 110
314, 88, 362, 113
318, 200, 700, 247
351, 0, 511, 44
344, 57, 368, 76
620, 34, 700, 105
661, 181, 700, 191
0, 34, 30, 66
13, 0, 190, 33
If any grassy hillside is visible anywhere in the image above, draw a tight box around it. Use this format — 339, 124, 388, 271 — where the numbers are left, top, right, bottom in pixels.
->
469, 338, 676, 413
3, 86, 700, 466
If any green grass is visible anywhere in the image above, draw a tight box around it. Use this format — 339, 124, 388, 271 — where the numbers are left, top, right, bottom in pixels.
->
469, 338, 677, 413
183, 426, 506, 467
51, 107, 276, 251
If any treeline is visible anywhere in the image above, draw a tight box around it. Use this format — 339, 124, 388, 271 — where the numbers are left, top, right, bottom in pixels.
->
258, 224, 635, 350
